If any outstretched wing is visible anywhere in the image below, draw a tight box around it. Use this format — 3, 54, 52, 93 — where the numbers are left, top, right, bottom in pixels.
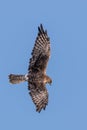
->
28, 24, 50, 74
28, 83, 48, 112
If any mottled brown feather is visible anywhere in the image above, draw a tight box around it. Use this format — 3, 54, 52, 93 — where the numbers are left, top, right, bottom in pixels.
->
29, 83, 48, 112
28, 24, 50, 74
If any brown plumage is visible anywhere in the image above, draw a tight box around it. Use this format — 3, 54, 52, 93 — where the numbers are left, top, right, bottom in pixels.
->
9, 24, 52, 112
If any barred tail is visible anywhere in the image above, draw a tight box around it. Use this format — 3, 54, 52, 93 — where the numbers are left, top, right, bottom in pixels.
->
8, 74, 28, 84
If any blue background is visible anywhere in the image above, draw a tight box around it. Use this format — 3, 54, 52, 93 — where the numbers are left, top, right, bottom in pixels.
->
0, 0, 87, 129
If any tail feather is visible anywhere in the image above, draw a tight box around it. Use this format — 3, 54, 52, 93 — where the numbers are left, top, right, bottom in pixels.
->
8, 74, 28, 84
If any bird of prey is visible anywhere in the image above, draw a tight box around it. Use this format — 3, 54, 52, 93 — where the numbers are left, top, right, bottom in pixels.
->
9, 24, 52, 112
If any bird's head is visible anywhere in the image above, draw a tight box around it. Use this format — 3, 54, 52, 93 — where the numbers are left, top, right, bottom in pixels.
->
48, 78, 52, 85
46, 76, 52, 86
44, 75, 52, 85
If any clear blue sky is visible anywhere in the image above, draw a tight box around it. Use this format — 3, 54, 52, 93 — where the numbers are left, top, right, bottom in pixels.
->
0, 0, 87, 130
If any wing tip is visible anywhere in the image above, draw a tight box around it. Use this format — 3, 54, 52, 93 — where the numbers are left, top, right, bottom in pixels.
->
38, 24, 50, 41
38, 24, 46, 34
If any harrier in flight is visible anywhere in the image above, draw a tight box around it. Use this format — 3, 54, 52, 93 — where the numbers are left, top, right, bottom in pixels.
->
9, 24, 52, 112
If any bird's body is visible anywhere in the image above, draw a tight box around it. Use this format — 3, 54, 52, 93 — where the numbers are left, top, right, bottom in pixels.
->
9, 24, 52, 112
